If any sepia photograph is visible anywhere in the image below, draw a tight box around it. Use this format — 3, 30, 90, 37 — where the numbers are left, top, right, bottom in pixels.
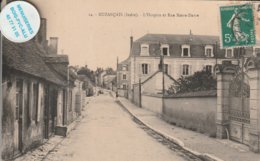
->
0, 0, 260, 161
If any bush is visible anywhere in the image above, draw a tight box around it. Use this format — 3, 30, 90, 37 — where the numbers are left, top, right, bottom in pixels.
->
168, 70, 216, 94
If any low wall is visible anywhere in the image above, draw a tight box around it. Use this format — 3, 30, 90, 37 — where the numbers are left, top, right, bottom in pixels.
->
142, 94, 162, 115
163, 94, 217, 137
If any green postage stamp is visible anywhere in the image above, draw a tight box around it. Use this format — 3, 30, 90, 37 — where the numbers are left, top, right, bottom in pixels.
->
220, 4, 256, 48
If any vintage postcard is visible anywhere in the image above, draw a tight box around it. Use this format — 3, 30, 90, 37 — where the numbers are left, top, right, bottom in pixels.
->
1, 0, 260, 161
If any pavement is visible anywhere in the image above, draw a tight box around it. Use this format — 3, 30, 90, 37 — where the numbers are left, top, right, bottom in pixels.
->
13, 97, 92, 161
117, 96, 260, 161
42, 93, 188, 161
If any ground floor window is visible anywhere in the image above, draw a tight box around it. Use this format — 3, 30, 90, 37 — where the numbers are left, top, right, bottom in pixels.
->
205, 65, 213, 73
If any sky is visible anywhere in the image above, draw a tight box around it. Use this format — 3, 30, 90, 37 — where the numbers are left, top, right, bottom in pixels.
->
24, 0, 258, 70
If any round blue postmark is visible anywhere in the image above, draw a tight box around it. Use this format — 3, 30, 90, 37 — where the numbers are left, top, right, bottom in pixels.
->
0, 1, 40, 43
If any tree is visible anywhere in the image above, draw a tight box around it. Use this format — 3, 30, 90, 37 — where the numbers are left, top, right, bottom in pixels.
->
77, 65, 95, 84
105, 67, 116, 75
168, 70, 217, 94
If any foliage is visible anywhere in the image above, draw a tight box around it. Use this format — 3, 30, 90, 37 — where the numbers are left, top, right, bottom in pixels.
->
105, 67, 116, 75
77, 65, 96, 84
168, 70, 216, 94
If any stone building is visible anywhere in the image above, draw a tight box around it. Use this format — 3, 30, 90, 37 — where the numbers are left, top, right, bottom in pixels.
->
2, 18, 85, 159
118, 32, 243, 97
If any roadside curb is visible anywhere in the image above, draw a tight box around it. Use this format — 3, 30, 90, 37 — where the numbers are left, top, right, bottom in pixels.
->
116, 99, 223, 161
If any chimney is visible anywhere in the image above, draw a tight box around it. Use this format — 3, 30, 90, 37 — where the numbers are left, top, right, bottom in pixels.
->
49, 37, 58, 54
189, 29, 193, 41
35, 18, 47, 47
130, 36, 133, 50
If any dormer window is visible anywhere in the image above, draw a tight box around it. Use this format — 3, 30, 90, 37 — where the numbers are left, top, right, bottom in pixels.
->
161, 44, 170, 56
225, 48, 233, 58
205, 45, 214, 57
253, 46, 260, 57
141, 44, 149, 56
181, 45, 190, 57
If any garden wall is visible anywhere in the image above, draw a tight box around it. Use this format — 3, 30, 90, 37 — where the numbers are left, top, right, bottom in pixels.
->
163, 91, 217, 137
142, 94, 162, 115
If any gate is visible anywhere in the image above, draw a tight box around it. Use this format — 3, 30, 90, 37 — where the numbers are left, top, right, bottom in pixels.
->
229, 72, 250, 145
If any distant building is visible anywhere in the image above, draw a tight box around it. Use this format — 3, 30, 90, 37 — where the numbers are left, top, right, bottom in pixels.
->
103, 74, 116, 90
117, 32, 256, 96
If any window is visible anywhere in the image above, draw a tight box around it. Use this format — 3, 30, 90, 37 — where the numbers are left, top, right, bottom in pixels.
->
32, 83, 39, 122
205, 65, 212, 73
161, 44, 169, 56
225, 49, 233, 58
182, 64, 190, 76
122, 74, 126, 80
205, 45, 214, 57
158, 64, 169, 74
123, 84, 127, 89
141, 44, 149, 56
181, 45, 190, 57
254, 47, 260, 57
141, 63, 149, 75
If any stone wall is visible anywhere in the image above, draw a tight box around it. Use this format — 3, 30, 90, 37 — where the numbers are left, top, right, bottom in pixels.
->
142, 95, 162, 114
163, 95, 217, 136
216, 57, 260, 153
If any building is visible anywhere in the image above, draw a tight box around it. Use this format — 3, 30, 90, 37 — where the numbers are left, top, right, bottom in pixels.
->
117, 32, 247, 97
102, 74, 116, 90
2, 18, 85, 160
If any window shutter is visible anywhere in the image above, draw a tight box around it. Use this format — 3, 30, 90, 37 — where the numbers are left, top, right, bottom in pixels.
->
148, 64, 151, 74
180, 64, 183, 76
189, 65, 192, 75
37, 83, 41, 122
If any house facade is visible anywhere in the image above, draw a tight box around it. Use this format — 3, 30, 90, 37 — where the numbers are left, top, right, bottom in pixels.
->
117, 33, 252, 96
2, 18, 85, 160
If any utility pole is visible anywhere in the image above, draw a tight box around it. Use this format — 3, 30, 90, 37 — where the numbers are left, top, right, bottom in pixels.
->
139, 78, 142, 108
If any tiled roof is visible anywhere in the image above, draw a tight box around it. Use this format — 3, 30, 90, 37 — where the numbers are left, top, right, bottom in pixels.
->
3, 38, 66, 86
47, 63, 77, 83
130, 33, 231, 58
135, 33, 219, 44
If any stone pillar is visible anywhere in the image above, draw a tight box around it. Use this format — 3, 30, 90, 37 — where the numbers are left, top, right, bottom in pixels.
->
247, 68, 260, 153
215, 64, 236, 139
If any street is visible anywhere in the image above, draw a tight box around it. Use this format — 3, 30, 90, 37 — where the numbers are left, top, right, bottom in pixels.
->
43, 92, 187, 161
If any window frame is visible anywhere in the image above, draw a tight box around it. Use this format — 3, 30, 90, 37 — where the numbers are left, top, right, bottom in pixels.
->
141, 63, 149, 75
122, 74, 127, 80
225, 48, 234, 58
205, 45, 214, 57
253, 46, 260, 57
140, 44, 149, 56
205, 65, 213, 73
182, 64, 190, 76
181, 45, 191, 57
161, 44, 170, 56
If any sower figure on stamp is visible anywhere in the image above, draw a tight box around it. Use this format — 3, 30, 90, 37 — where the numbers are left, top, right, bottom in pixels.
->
227, 7, 250, 44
